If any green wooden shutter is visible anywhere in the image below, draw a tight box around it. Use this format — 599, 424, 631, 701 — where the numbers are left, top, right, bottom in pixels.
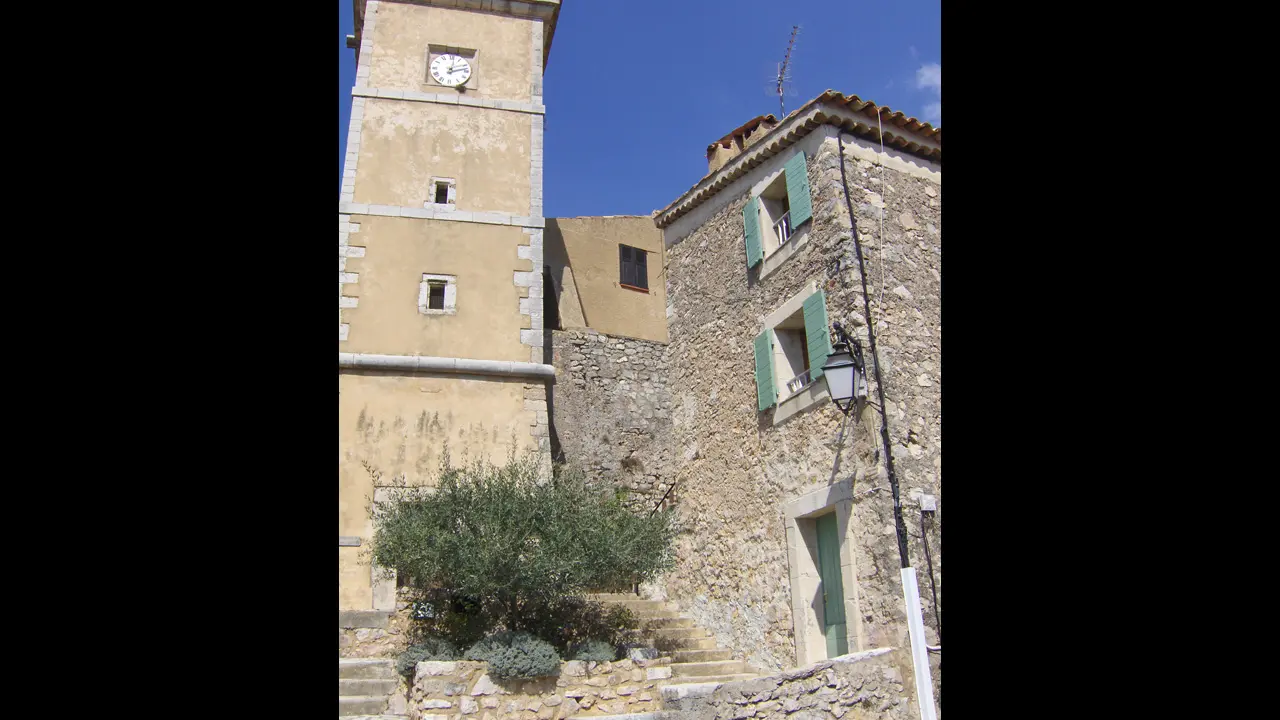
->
754, 330, 776, 411
743, 196, 763, 268
816, 512, 849, 658
785, 151, 813, 228
803, 289, 832, 381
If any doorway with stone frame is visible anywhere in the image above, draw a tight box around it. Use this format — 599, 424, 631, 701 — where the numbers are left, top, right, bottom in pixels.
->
783, 480, 865, 666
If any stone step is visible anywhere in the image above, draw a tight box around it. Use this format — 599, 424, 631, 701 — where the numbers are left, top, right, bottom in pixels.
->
650, 635, 717, 651
339, 659, 397, 680
339, 696, 389, 716
582, 713, 672, 720
670, 648, 733, 663
638, 616, 694, 629
651, 627, 708, 640
660, 676, 758, 699
342, 716, 410, 720
605, 599, 674, 614
585, 593, 641, 602
340, 678, 399, 696
340, 610, 392, 629
670, 660, 747, 677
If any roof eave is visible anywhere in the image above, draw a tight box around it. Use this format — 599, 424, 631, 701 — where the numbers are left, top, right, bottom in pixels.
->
656, 93, 941, 229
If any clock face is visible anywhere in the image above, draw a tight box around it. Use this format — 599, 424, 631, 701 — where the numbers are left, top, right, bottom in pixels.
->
430, 54, 472, 87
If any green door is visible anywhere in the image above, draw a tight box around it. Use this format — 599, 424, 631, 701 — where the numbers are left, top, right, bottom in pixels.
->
815, 513, 848, 658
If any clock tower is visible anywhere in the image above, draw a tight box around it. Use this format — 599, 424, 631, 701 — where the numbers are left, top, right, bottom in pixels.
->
339, 0, 562, 613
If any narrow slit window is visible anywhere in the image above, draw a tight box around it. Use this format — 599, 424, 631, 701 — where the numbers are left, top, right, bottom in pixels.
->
434, 182, 449, 205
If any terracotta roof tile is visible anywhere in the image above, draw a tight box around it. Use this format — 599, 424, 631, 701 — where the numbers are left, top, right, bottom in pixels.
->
656, 90, 940, 228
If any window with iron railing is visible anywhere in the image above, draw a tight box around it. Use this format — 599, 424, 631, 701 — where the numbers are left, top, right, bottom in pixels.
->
786, 368, 812, 394
774, 211, 792, 246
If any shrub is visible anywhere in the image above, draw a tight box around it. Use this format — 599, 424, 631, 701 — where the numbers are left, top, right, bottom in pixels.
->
370, 459, 676, 635
396, 637, 459, 677
464, 631, 561, 679
404, 588, 492, 651
569, 638, 618, 663
512, 596, 639, 658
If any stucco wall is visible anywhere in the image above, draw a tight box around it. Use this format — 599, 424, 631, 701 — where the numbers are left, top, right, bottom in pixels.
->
339, 371, 543, 609
655, 134, 941, 683
549, 328, 674, 514
354, 101, 532, 214
367, 1, 535, 101
545, 217, 668, 343
343, 216, 533, 362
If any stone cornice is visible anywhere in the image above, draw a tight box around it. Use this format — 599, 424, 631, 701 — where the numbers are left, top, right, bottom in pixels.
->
354, 1, 561, 67
337, 202, 545, 228
339, 353, 556, 379
352, 85, 545, 114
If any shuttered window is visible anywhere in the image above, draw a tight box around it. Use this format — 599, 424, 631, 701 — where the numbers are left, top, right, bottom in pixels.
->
743, 151, 811, 270
754, 330, 777, 411
803, 289, 832, 381
743, 196, 763, 268
619, 244, 648, 290
784, 151, 813, 228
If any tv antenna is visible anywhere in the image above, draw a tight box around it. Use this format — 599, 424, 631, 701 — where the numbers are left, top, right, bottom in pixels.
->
776, 25, 800, 116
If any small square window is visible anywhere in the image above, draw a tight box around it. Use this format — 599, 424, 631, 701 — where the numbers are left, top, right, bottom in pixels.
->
426, 178, 456, 207
619, 244, 648, 291
419, 274, 457, 315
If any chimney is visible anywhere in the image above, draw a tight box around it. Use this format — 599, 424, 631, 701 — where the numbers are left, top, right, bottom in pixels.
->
706, 114, 779, 175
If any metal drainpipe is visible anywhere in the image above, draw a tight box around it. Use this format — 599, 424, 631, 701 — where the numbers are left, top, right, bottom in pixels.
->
837, 133, 937, 720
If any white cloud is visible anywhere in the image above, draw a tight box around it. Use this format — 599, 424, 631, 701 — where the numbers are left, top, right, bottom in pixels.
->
915, 63, 941, 124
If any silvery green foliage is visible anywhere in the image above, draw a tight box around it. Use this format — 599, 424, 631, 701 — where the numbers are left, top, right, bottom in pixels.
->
569, 638, 617, 663
464, 631, 561, 679
370, 459, 676, 635
396, 637, 460, 676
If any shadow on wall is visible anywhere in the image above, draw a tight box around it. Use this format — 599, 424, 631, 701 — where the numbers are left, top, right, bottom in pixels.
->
543, 328, 565, 464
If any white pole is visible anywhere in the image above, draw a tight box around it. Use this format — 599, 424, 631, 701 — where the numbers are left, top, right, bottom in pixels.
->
901, 567, 938, 720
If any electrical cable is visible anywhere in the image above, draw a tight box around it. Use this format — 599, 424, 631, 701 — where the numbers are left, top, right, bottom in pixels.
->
837, 132, 910, 570
920, 510, 941, 643
874, 111, 887, 340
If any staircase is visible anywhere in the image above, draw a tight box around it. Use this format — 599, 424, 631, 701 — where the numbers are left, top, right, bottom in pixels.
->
338, 658, 407, 719
588, 593, 762, 685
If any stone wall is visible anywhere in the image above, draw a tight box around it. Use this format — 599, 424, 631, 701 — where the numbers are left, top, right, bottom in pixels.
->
340, 600, 417, 660
549, 328, 675, 514
410, 657, 675, 720
657, 131, 941, 688
659, 648, 917, 720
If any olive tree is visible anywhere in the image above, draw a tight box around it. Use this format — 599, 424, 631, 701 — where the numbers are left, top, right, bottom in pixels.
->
370, 458, 674, 644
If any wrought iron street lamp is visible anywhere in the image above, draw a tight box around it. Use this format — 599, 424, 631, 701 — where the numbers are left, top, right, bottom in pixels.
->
820, 322, 867, 415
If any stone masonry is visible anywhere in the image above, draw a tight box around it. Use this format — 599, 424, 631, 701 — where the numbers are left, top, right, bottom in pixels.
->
658, 132, 941, 696
410, 657, 674, 720
660, 648, 916, 720
549, 328, 675, 514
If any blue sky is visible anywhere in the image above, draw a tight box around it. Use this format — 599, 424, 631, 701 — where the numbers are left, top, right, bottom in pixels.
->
338, 0, 940, 217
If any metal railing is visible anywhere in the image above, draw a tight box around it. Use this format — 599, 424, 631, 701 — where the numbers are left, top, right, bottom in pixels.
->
774, 211, 792, 244
786, 369, 812, 394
